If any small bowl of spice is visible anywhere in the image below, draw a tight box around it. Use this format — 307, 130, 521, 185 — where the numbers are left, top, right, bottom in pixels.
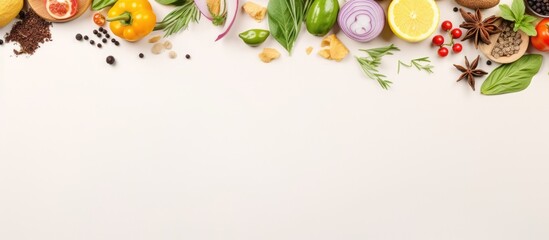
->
479, 19, 529, 64
525, 0, 549, 17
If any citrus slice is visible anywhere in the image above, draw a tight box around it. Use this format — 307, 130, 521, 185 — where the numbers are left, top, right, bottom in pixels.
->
46, 0, 78, 20
387, 0, 439, 42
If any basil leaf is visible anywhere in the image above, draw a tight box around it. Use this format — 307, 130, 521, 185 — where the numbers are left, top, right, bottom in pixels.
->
481, 54, 542, 95
156, 0, 187, 6
92, 0, 117, 11
511, 0, 525, 20
522, 15, 538, 24
499, 5, 515, 21
268, 0, 305, 54
519, 24, 537, 36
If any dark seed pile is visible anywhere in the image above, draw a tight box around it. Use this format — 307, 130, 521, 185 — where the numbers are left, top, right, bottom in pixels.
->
5, 10, 52, 56
527, 0, 549, 16
491, 21, 522, 59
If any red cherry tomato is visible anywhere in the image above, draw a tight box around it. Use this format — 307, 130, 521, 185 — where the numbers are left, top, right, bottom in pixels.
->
452, 43, 463, 53
93, 13, 106, 27
438, 47, 449, 57
441, 21, 453, 31
531, 18, 549, 52
432, 35, 444, 46
451, 28, 462, 39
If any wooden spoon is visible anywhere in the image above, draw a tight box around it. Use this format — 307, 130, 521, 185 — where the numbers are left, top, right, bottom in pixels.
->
479, 19, 529, 64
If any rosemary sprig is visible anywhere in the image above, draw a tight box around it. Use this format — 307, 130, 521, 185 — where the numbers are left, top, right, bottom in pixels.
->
397, 57, 434, 74
154, 1, 201, 37
355, 44, 400, 90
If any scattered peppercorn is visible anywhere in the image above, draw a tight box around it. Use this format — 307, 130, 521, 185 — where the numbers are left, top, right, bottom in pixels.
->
185, 54, 191, 59
0, 39, 4, 45
97, 43, 102, 48
97, 33, 102, 38
111, 38, 116, 43
90, 40, 95, 45
114, 41, 120, 46
75, 34, 82, 40
453, 7, 458, 12
99, 27, 104, 32
139, 53, 144, 58
93, 30, 98, 34
106, 34, 110, 38
102, 38, 107, 43
487, 60, 492, 65
84, 35, 89, 40
106, 56, 115, 65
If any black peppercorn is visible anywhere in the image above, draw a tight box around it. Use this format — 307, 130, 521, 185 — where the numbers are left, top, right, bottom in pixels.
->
486, 60, 492, 66
114, 41, 120, 46
97, 43, 102, 48
93, 30, 98, 34
111, 38, 116, 43
99, 27, 104, 32
0, 39, 4, 45
106, 56, 115, 65
453, 7, 458, 12
185, 54, 191, 59
75, 34, 82, 41
139, 53, 144, 58
97, 33, 102, 38
90, 40, 95, 45
102, 38, 107, 43
106, 34, 110, 38
84, 35, 89, 40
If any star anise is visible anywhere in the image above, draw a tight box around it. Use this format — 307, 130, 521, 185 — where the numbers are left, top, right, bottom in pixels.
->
454, 55, 488, 91
459, 8, 501, 49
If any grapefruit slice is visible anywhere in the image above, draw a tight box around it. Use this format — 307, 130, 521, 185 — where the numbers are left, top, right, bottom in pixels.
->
46, 0, 78, 20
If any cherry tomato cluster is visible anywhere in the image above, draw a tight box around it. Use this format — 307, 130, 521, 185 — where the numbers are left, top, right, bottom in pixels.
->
432, 21, 463, 57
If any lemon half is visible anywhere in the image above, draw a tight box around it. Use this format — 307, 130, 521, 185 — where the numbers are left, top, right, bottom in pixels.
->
388, 0, 439, 43
0, 0, 23, 28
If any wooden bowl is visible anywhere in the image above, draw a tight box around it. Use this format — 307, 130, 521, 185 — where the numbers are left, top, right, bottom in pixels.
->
28, 0, 91, 23
479, 20, 529, 64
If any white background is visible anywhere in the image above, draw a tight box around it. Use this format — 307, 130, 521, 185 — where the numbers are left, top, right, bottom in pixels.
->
2, 0, 549, 239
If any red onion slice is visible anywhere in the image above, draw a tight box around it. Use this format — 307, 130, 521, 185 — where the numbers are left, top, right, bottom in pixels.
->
194, 0, 213, 20
338, 0, 384, 42
215, 0, 238, 41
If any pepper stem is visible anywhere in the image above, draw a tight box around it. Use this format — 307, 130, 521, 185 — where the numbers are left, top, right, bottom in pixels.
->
107, 12, 132, 25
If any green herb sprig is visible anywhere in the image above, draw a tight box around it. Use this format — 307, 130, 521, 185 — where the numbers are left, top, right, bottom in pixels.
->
499, 0, 538, 36
355, 44, 400, 90
397, 57, 434, 74
268, 0, 305, 54
154, 1, 201, 37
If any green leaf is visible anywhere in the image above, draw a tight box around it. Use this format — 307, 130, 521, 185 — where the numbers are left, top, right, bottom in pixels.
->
519, 24, 538, 36
92, 0, 117, 11
522, 14, 538, 24
268, 0, 305, 54
356, 45, 400, 90
499, 5, 515, 21
511, 0, 525, 20
481, 54, 542, 95
155, 0, 188, 6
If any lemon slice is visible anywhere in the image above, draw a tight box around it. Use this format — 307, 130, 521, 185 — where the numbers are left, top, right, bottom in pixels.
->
388, 0, 439, 42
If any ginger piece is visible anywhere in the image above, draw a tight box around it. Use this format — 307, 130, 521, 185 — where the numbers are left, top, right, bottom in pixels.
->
306, 47, 313, 55
318, 34, 349, 62
243, 2, 267, 22
259, 48, 280, 63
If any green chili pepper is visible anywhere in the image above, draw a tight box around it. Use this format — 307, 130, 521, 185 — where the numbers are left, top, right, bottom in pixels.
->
239, 29, 270, 46
305, 0, 339, 36
92, 0, 118, 11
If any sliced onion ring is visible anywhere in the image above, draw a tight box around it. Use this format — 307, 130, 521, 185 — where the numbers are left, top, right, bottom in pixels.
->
338, 0, 384, 42
215, 0, 238, 41
194, 0, 213, 20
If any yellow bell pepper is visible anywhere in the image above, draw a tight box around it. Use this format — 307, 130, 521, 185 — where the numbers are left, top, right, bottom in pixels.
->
107, 0, 156, 42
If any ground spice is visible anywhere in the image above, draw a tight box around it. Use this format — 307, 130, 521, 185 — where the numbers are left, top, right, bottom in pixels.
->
5, 10, 52, 56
